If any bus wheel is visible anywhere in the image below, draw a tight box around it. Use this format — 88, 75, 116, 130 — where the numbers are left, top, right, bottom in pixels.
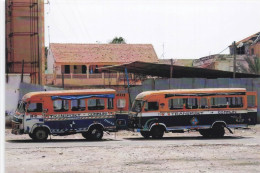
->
140, 131, 151, 139
89, 127, 103, 140
199, 129, 212, 138
29, 133, 35, 139
32, 128, 48, 142
82, 132, 91, 139
211, 124, 225, 138
151, 126, 164, 139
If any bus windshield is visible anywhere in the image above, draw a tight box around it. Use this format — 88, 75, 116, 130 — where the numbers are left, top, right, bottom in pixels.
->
16, 101, 26, 113
131, 100, 144, 113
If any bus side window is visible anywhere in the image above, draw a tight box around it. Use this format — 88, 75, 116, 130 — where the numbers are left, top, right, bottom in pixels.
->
88, 99, 105, 110
27, 103, 42, 112
144, 102, 159, 111
185, 98, 198, 109
210, 97, 227, 108
53, 100, 69, 112
71, 99, 86, 111
200, 98, 208, 109
227, 97, 243, 108
117, 99, 126, 108
168, 98, 184, 110
107, 98, 114, 109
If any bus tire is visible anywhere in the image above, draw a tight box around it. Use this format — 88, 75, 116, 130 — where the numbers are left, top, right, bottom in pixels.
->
211, 124, 225, 138
29, 133, 35, 139
32, 128, 48, 142
140, 131, 151, 139
199, 129, 212, 138
151, 126, 164, 139
89, 127, 103, 140
82, 132, 91, 139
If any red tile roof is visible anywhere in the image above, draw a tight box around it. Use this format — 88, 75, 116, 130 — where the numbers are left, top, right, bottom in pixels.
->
50, 43, 158, 64
236, 32, 260, 45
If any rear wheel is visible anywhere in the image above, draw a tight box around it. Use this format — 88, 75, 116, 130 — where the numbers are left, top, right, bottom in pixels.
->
199, 129, 212, 138
82, 132, 91, 139
32, 128, 48, 142
140, 131, 151, 139
88, 127, 103, 140
211, 124, 225, 138
151, 126, 164, 139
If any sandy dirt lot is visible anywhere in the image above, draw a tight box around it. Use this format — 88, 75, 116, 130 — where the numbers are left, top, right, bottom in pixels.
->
5, 126, 260, 173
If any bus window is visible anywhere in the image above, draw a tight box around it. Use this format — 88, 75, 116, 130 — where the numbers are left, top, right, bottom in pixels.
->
227, 97, 243, 108
53, 100, 69, 112
168, 98, 184, 110
200, 98, 208, 109
71, 99, 86, 111
144, 102, 159, 111
185, 98, 198, 109
131, 100, 143, 112
88, 99, 105, 110
117, 99, 126, 108
210, 97, 227, 108
107, 98, 114, 109
27, 103, 42, 112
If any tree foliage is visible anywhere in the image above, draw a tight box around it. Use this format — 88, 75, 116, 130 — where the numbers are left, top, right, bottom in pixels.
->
240, 56, 260, 75
109, 37, 126, 44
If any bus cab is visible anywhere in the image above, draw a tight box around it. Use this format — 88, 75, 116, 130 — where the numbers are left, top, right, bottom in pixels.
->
12, 89, 129, 141
129, 88, 257, 139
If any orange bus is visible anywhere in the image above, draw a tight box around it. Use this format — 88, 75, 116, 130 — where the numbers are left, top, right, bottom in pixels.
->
12, 89, 129, 141
128, 88, 257, 139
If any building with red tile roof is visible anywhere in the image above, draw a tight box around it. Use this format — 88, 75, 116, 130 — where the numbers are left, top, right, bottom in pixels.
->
229, 31, 260, 57
46, 43, 158, 87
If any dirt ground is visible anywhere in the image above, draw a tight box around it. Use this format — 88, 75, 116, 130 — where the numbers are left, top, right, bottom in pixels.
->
5, 125, 260, 173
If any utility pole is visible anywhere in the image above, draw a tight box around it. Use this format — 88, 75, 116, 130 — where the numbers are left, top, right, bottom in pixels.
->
170, 58, 173, 78
21, 60, 24, 82
169, 58, 173, 89
62, 72, 64, 88
233, 41, 236, 78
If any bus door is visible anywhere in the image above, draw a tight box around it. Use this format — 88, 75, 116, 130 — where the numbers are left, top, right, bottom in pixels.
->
115, 93, 129, 130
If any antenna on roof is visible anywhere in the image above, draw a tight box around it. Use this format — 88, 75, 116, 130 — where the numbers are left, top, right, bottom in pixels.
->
160, 43, 165, 59
48, 26, 50, 48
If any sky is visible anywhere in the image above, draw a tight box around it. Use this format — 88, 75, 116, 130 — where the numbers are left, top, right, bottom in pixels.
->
45, 0, 260, 59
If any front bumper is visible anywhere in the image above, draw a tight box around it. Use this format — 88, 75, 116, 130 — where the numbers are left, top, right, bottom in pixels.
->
11, 121, 23, 135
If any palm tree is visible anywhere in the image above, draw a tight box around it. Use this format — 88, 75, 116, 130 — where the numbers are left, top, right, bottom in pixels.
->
109, 37, 126, 44
240, 56, 260, 75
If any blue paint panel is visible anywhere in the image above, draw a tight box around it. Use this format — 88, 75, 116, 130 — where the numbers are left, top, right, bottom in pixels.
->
44, 118, 116, 133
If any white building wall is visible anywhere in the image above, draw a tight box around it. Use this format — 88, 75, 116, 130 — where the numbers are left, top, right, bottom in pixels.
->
47, 49, 55, 74
5, 74, 31, 124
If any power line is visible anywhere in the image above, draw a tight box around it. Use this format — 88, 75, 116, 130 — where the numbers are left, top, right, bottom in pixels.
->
217, 46, 229, 54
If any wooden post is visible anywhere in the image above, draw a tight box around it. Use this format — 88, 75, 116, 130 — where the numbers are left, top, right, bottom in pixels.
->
21, 59, 24, 83
233, 41, 236, 78
62, 72, 64, 88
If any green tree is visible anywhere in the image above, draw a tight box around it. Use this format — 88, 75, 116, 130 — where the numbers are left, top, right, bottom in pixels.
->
240, 56, 260, 75
109, 37, 126, 44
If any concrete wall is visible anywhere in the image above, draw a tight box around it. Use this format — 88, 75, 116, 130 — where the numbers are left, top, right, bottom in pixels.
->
5, 75, 62, 125
129, 78, 260, 123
